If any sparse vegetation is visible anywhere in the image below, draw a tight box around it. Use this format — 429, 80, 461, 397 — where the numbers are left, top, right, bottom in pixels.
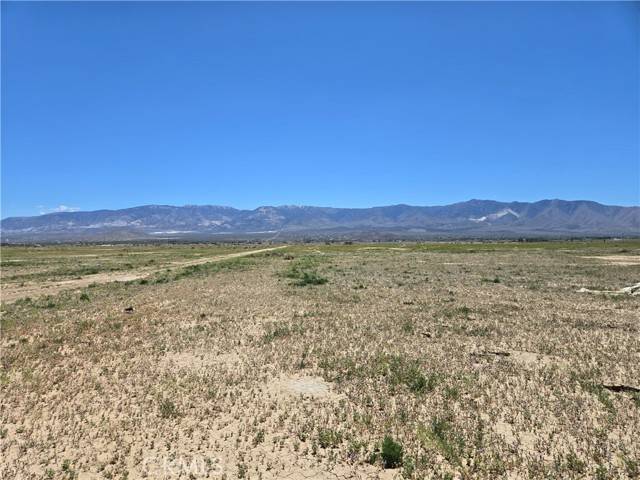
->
1, 241, 639, 479
282, 256, 328, 286
317, 428, 342, 449
292, 270, 328, 286
419, 417, 466, 467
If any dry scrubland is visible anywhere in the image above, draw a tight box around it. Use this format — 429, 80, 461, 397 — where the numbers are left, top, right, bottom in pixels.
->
1, 241, 639, 479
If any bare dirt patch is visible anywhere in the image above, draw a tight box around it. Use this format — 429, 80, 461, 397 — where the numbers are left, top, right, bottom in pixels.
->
509, 350, 567, 368
271, 375, 338, 399
581, 255, 640, 266
0, 271, 146, 303
161, 350, 241, 372
577, 282, 640, 296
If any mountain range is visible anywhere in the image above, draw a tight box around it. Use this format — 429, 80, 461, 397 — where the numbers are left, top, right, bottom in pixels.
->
1, 199, 638, 243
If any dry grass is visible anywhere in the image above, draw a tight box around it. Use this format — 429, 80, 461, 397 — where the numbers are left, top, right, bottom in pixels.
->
1, 241, 639, 479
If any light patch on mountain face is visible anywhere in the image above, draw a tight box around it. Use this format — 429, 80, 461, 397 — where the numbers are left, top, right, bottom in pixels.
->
253, 207, 284, 224
98, 220, 134, 227
470, 208, 520, 223
75, 221, 139, 228
198, 219, 226, 227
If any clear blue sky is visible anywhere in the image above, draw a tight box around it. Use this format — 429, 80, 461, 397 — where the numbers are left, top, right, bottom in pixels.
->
2, 1, 638, 218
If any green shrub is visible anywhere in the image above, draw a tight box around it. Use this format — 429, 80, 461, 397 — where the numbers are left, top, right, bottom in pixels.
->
159, 398, 179, 419
253, 429, 265, 446
401, 320, 415, 334
444, 385, 460, 400
262, 322, 306, 343
418, 417, 465, 466
624, 456, 639, 478
406, 369, 440, 394
581, 382, 615, 414
293, 271, 328, 286
381, 436, 403, 468
481, 277, 501, 284
318, 429, 342, 449
401, 455, 415, 478
565, 451, 586, 474
385, 355, 440, 394
263, 324, 291, 342
237, 462, 248, 479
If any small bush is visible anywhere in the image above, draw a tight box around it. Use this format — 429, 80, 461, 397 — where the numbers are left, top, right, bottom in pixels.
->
444, 385, 460, 400
262, 322, 305, 343
565, 451, 586, 474
481, 276, 501, 284
406, 369, 428, 393
159, 398, 179, 419
401, 455, 415, 478
79, 292, 90, 301
406, 368, 440, 394
318, 429, 342, 449
401, 320, 415, 334
381, 436, 403, 468
418, 417, 465, 466
76, 319, 92, 334
624, 456, 639, 478
293, 271, 328, 286
385, 355, 439, 394
253, 429, 265, 446
581, 382, 616, 414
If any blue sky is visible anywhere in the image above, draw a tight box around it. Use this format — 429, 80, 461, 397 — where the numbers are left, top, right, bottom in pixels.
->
2, 2, 638, 218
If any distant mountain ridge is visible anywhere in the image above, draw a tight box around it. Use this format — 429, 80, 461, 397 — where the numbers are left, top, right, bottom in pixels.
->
1, 199, 638, 242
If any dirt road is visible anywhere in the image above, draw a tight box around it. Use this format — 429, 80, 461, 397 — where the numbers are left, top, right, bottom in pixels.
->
0, 246, 286, 303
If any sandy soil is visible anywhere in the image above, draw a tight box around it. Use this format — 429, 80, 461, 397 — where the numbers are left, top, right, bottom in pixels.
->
2, 242, 639, 479
581, 255, 640, 266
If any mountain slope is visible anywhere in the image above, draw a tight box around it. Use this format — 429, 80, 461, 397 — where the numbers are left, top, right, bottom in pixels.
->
1, 200, 638, 242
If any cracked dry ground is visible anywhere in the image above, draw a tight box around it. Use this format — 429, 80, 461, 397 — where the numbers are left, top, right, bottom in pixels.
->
1, 242, 639, 479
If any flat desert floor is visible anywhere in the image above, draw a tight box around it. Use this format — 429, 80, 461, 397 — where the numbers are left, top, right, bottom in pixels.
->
1, 241, 639, 479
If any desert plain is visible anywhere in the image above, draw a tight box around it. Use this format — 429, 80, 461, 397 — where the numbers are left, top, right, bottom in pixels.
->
1, 241, 639, 479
